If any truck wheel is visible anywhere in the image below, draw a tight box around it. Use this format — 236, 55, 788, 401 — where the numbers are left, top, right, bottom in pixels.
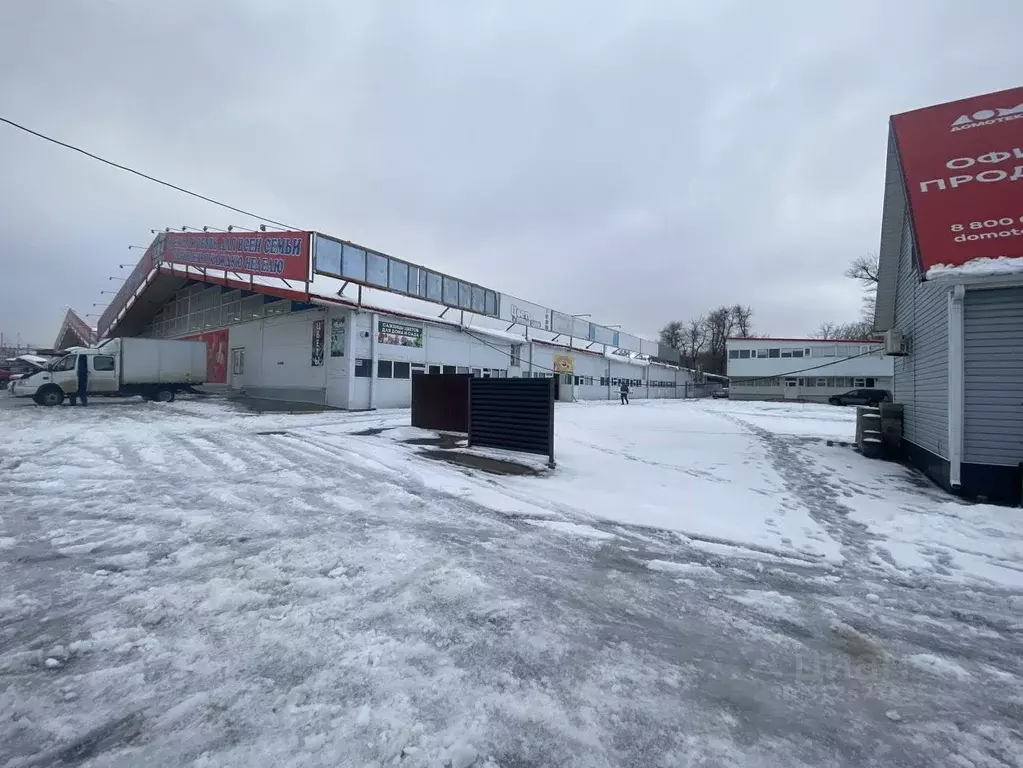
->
155, 388, 176, 403
36, 387, 65, 407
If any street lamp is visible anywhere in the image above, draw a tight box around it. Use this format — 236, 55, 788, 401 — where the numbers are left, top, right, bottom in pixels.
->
109, 276, 125, 282
99, 290, 117, 296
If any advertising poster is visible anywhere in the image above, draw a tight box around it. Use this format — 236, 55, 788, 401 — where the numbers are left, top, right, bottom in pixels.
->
553, 354, 575, 374
312, 319, 325, 366
499, 294, 551, 331
330, 316, 346, 357
162, 231, 311, 282
183, 329, 229, 384
378, 321, 423, 347
892, 86, 1023, 272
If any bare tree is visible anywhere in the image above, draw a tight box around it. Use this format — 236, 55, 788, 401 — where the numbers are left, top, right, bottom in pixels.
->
683, 317, 708, 369
730, 305, 754, 338
845, 253, 879, 285
812, 321, 841, 339
658, 320, 684, 353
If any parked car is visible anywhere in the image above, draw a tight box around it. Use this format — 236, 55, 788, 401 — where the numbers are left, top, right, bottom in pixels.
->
711, 386, 730, 399
828, 388, 892, 407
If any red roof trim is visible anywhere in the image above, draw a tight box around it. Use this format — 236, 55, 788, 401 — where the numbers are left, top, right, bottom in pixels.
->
727, 337, 881, 344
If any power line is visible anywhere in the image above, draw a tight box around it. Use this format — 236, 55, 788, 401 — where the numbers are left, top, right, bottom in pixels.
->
731, 349, 879, 385
0, 116, 298, 231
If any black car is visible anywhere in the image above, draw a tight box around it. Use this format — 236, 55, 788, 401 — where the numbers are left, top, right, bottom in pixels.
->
828, 388, 892, 407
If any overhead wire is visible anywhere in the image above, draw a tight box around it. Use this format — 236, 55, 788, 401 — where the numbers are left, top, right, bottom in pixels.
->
0, 116, 298, 231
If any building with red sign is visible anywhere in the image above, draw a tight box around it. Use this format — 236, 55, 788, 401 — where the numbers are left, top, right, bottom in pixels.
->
92, 229, 697, 411
874, 85, 1023, 505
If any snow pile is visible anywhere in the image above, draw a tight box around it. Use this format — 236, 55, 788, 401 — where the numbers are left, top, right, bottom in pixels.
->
927, 255, 1023, 280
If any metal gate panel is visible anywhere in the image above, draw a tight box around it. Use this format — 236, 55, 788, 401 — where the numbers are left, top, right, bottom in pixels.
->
411, 374, 470, 432
468, 377, 554, 464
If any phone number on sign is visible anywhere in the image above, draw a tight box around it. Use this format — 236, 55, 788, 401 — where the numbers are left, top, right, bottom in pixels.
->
950, 217, 1023, 232
949, 216, 1023, 243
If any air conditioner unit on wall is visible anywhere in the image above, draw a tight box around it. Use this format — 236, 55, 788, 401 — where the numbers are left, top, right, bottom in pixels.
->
884, 328, 907, 356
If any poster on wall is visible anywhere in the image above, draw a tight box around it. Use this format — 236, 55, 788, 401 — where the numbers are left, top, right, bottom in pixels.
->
553, 354, 575, 374
183, 329, 229, 384
312, 319, 325, 366
378, 321, 423, 347
330, 316, 346, 357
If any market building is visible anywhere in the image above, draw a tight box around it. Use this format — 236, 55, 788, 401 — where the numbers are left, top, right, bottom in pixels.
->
53, 308, 95, 351
726, 337, 893, 403
873, 84, 1023, 505
93, 229, 697, 411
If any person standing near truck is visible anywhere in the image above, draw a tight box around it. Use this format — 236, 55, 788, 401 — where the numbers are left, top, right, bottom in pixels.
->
619, 379, 630, 405
74, 354, 88, 407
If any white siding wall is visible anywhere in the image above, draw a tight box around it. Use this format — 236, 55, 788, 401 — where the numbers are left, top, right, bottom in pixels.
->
227, 309, 328, 403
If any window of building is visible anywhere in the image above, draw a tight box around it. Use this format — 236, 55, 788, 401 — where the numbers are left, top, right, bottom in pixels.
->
428, 365, 441, 375
442, 365, 457, 375
377, 360, 393, 378
457, 366, 469, 375
780, 349, 792, 358
864, 377, 875, 387
93, 355, 115, 371
232, 349, 245, 375
790, 349, 804, 358
510, 344, 522, 367
853, 378, 865, 387
756, 348, 768, 358
738, 349, 751, 359
768, 348, 780, 358
411, 363, 425, 376
354, 358, 373, 378
472, 368, 482, 377
728, 350, 739, 359
393, 361, 411, 379
816, 378, 827, 387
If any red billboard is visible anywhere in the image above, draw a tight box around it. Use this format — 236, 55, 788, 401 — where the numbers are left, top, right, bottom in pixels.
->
892, 85, 1023, 275
161, 231, 310, 282
184, 329, 229, 384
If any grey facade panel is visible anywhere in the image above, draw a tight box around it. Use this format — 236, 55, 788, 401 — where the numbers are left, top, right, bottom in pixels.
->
963, 287, 1023, 466
892, 215, 951, 459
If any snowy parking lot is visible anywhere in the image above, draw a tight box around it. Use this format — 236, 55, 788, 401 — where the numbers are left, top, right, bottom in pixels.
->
2, 394, 1023, 766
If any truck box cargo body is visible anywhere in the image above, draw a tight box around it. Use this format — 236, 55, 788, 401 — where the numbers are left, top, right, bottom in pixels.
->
8, 338, 207, 406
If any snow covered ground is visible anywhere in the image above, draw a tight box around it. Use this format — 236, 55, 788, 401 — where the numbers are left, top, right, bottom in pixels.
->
2, 395, 1022, 766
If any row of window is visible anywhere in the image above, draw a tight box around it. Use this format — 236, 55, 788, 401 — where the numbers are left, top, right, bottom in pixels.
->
314, 237, 500, 318
732, 376, 885, 388
146, 285, 292, 337
728, 345, 883, 361
353, 359, 510, 380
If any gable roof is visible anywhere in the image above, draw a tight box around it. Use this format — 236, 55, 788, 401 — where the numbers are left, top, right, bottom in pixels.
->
873, 123, 909, 332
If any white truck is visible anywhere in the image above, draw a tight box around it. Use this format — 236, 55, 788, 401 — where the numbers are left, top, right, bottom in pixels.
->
9, 338, 207, 406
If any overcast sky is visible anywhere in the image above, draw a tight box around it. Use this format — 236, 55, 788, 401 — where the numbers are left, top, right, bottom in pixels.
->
1, 0, 1021, 346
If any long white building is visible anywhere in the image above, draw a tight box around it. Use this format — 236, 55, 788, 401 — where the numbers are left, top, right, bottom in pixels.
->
726, 337, 893, 402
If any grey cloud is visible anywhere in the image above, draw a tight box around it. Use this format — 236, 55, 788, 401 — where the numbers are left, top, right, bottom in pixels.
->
1, 0, 1021, 345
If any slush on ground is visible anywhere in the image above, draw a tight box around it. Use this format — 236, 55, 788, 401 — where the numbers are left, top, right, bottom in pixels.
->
2, 397, 1022, 766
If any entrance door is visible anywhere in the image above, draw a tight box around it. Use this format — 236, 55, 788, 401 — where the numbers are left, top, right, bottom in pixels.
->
783, 378, 798, 399
553, 374, 560, 401
229, 348, 245, 389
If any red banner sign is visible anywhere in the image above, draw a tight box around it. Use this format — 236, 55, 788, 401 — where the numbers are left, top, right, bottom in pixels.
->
893, 86, 1023, 273
184, 329, 229, 384
161, 231, 310, 282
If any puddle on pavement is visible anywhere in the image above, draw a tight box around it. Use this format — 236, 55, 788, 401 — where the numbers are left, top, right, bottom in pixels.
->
402, 434, 465, 449
417, 449, 540, 476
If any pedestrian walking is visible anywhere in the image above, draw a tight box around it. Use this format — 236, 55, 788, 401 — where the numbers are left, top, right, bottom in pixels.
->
619, 379, 630, 405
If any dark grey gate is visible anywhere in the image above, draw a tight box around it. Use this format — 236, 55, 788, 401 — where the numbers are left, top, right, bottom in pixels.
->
468, 377, 555, 466
411, 374, 470, 432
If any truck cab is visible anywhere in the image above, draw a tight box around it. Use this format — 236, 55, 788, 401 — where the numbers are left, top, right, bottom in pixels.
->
9, 347, 110, 405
